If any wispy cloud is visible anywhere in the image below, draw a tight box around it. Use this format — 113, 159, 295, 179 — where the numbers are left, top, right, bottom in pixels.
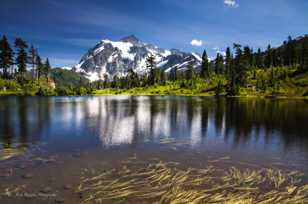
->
49, 58, 78, 68
190, 39, 203, 47
224, 0, 239, 8
64, 38, 99, 48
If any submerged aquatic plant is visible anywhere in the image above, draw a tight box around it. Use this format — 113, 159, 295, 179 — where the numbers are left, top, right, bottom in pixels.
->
77, 157, 308, 204
0, 148, 25, 161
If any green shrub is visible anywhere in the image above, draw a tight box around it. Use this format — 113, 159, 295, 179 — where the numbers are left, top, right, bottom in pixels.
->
5, 80, 20, 91
55, 86, 75, 96
0, 79, 20, 91
36, 86, 56, 96
22, 83, 39, 96
0, 79, 5, 89
78, 87, 88, 95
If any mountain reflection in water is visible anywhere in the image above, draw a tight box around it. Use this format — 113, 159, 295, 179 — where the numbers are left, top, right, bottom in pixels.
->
0, 96, 308, 156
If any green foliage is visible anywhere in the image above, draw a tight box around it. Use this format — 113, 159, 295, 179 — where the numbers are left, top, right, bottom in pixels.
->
36, 80, 56, 96
201, 50, 210, 78
77, 87, 88, 95
0, 35, 14, 79
0, 79, 21, 91
55, 86, 75, 96
50, 68, 89, 87
54, 85, 92, 96
1, 34, 308, 97
14, 38, 28, 76
21, 83, 39, 96
146, 54, 156, 85
214, 53, 224, 74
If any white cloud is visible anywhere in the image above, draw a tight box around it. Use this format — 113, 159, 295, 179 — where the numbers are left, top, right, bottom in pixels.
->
224, 0, 239, 8
217, 51, 226, 57
190, 39, 203, 47
212, 47, 226, 57
213, 47, 220, 51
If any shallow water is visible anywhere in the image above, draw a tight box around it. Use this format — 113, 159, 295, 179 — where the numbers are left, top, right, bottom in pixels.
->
0, 96, 308, 203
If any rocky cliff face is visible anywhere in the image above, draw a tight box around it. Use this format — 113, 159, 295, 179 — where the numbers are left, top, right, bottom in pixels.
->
75, 35, 201, 81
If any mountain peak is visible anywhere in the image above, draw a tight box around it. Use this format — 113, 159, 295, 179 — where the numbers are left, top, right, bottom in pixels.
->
120, 35, 140, 44
76, 36, 202, 82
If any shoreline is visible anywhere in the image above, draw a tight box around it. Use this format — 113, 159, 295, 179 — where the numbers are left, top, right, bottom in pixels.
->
1, 90, 308, 100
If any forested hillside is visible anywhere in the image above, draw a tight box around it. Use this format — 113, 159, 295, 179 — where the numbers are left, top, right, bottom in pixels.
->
94, 35, 308, 97
0, 35, 92, 95
1, 34, 308, 97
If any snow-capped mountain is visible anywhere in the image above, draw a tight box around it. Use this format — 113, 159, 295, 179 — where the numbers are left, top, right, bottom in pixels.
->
75, 35, 201, 81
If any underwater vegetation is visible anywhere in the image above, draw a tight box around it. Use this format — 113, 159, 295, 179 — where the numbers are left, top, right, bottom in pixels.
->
77, 157, 308, 204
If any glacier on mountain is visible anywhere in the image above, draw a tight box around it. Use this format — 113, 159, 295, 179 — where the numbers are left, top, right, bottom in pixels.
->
75, 35, 202, 82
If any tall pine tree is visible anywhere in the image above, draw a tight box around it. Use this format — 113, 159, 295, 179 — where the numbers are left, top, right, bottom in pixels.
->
265, 44, 273, 68
243, 46, 252, 68
201, 50, 209, 78
28, 45, 37, 81
214, 53, 224, 75
146, 54, 156, 85
255, 48, 263, 68
36, 55, 43, 80
0, 35, 13, 79
44, 58, 51, 81
301, 40, 308, 71
225, 47, 232, 77
15, 38, 28, 79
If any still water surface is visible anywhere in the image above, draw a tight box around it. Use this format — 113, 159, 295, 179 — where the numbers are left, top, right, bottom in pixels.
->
0, 96, 308, 203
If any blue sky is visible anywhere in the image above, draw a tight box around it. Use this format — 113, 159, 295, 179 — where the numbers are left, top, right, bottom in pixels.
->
0, 0, 307, 67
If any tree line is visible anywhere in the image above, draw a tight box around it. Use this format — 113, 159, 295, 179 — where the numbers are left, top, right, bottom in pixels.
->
0, 35, 51, 83
1, 34, 307, 96
97, 35, 308, 96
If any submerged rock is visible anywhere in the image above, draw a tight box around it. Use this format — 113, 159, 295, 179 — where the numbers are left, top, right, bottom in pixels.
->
22, 173, 33, 179
63, 184, 73, 190
55, 198, 65, 203
40, 187, 52, 193
15, 164, 26, 169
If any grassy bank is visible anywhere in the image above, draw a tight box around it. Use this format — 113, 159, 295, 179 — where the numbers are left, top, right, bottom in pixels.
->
1, 68, 308, 98
0, 90, 22, 96
93, 83, 213, 96
93, 87, 308, 99
93, 68, 308, 98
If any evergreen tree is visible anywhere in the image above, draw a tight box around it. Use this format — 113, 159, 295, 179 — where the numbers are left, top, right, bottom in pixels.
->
44, 58, 51, 80
288, 36, 297, 65
255, 48, 263, 68
185, 62, 194, 87
301, 41, 308, 71
265, 44, 272, 68
227, 60, 237, 96
243, 46, 252, 68
283, 36, 297, 66
201, 50, 209, 78
225, 47, 232, 77
170, 66, 178, 81
282, 40, 288, 66
235, 44, 248, 86
272, 49, 278, 67
14, 38, 28, 78
249, 47, 255, 67
214, 53, 224, 74
0, 35, 14, 79
186, 63, 194, 81
36, 55, 44, 79
146, 54, 156, 85
160, 70, 166, 85
28, 45, 37, 80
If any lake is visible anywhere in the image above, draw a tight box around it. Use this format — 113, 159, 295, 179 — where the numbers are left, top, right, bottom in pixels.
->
1, 96, 308, 203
